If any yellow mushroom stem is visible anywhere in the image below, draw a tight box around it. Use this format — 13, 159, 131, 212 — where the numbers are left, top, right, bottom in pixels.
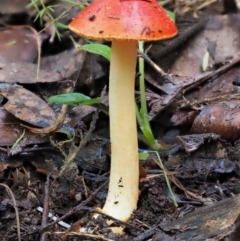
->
101, 40, 139, 221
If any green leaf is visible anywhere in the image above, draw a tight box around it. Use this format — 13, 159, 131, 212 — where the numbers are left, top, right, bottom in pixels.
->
26, 0, 38, 9
48, 93, 101, 105
139, 152, 150, 161
56, 22, 69, 30
164, 9, 176, 22
61, 0, 78, 5
156, 1, 176, 22
140, 127, 156, 146
81, 98, 101, 105
48, 4, 60, 12
77, 43, 111, 61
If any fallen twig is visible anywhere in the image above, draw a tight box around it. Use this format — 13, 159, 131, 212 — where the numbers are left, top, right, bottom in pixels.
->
0, 183, 21, 241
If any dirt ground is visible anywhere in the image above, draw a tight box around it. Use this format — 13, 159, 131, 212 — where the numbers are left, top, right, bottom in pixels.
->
1, 0, 240, 240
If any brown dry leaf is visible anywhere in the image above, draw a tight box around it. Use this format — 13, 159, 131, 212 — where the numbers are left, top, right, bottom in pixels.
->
169, 14, 240, 99
31, 160, 56, 175
148, 15, 240, 119
171, 110, 199, 126
0, 107, 49, 147
173, 0, 221, 16
40, 46, 87, 80
191, 101, 240, 140
183, 157, 236, 174
0, 56, 62, 83
171, 15, 240, 77
0, 163, 8, 172
0, 27, 39, 63
0, 107, 26, 146
0, 40, 86, 85
161, 194, 240, 241
0, 0, 31, 14
151, 15, 240, 141
0, 151, 23, 172
65, 105, 97, 128
0, 83, 56, 128
178, 133, 220, 153
2, 197, 34, 209
0, 0, 53, 14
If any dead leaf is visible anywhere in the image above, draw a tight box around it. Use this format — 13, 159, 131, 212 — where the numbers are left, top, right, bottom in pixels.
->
161, 194, 240, 241
0, 83, 56, 128
0, 27, 38, 63
0, 107, 48, 147
183, 157, 236, 174
40, 46, 86, 80
178, 133, 220, 153
0, 0, 31, 14
191, 101, 240, 140
0, 56, 62, 83
147, 15, 240, 119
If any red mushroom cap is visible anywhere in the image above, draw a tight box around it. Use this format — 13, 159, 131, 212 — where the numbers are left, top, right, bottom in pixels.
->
69, 0, 178, 41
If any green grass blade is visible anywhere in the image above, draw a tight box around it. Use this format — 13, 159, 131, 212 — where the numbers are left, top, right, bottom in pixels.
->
77, 43, 111, 61
48, 93, 101, 105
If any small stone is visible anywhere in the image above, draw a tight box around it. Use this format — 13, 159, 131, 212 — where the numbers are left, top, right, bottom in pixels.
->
75, 193, 82, 202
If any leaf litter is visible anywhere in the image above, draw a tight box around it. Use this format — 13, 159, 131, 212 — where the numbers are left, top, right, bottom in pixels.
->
1, 1, 240, 241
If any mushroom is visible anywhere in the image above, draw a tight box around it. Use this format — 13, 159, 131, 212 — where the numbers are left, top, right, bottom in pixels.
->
69, 0, 178, 222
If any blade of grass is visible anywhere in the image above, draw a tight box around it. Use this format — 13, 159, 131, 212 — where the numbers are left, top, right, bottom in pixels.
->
77, 43, 111, 61
48, 93, 101, 105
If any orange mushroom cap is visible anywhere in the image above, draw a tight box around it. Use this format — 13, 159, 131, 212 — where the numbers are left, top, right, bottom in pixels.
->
69, 0, 178, 41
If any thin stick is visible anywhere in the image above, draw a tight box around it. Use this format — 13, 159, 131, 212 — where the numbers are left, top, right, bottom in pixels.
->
138, 49, 167, 76
51, 231, 115, 241
0, 183, 21, 241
